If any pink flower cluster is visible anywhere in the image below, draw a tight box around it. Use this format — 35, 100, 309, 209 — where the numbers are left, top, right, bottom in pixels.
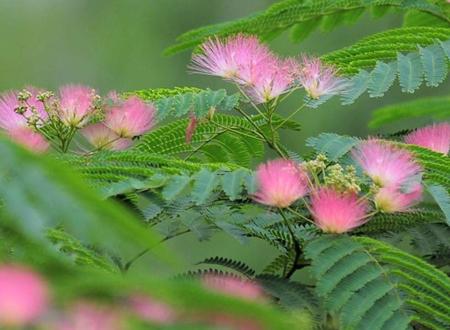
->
352, 139, 423, 213
191, 34, 346, 103
253, 140, 424, 232
0, 85, 156, 153
252, 159, 369, 233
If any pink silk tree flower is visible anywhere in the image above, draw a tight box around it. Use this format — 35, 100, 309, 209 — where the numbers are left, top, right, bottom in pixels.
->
253, 159, 309, 208
404, 123, 450, 155
310, 188, 369, 233
245, 58, 294, 103
190, 34, 274, 85
297, 56, 348, 99
202, 275, 265, 301
374, 184, 423, 213
104, 96, 156, 138
0, 89, 48, 132
8, 127, 50, 153
0, 264, 50, 327
81, 123, 132, 151
56, 301, 123, 330
0, 90, 29, 130
351, 139, 422, 188
58, 84, 97, 127
127, 294, 176, 325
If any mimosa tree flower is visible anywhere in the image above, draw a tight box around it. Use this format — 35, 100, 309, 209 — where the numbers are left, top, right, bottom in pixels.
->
56, 301, 123, 330
351, 139, 422, 188
104, 96, 156, 138
58, 85, 97, 127
310, 188, 369, 233
404, 123, 450, 155
253, 159, 309, 208
0, 89, 47, 131
374, 184, 423, 213
190, 34, 275, 85
202, 275, 265, 301
245, 58, 294, 103
81, 123, 132, 151
297, 56, 348, 99
0, 264, 50, 327
8, 127, 50, 153
128, 294, 176, 325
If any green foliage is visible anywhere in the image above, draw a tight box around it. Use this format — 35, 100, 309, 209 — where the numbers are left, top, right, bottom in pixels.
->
0, 138, 163, 260
305, 235, 450, 330
46, 228, 116, 272
306, 133, 359, 161
134, 114, 263, 167
369, 95, 450, 128
196, 256, 256, 277
426, 184, 450, 225
166, 0, 449, 55
355, 209, 444, 234
127, 88, 240, 121
323, 27, 450, 74
333, 36, 450, 104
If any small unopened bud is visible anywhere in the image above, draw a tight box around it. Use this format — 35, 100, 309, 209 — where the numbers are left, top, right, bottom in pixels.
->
17, 90, 32, 102
36, 91, 54, 102
14, 106, 27, 115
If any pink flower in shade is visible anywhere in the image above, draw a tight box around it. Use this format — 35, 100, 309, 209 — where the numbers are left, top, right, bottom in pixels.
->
0, 264, 50, 327
190, 34, 274, 85
56, 301, 123, 330
297, 55, 348, 99
185, 113, 198, 144
58, 84, 97, 127
0, 89, 47, 131
8, 127, 50, 153
375, 184, 423, 213
310, 188, 369, 233
245, 58, 295, 104
81, 123, 132, 151
404, 123, 450, 155
351, 139, 422, 188
202, 275, 265, 301
253, 159, 309, 208
104, 96, 156, 138
127, 294, 176, 325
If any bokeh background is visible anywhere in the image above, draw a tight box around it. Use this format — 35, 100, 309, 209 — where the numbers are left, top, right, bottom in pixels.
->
1, 0, 448, 275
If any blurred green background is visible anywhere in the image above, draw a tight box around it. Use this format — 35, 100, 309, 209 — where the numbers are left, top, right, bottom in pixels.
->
1, 0, 448, 274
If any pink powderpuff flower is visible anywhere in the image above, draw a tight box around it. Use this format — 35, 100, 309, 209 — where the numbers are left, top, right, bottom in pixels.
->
127, 294, 176, 325
190, 34, 274, 85
297, 55, 348, 99
55, 301, 123, 330
0, 264, 50, 327
351, 139, 422, 188
8, 127, 50, 153
245, 58, 295, 103
404, 123, 450, 155
0, 89, 48, 131
104, 96, 156, 138
202, 275, 265, 301
58, 84, 97, 127
81, 123, 132, 151
253, 159, 309, 208
374, 184, 423, 213
310, 188, 369, 233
